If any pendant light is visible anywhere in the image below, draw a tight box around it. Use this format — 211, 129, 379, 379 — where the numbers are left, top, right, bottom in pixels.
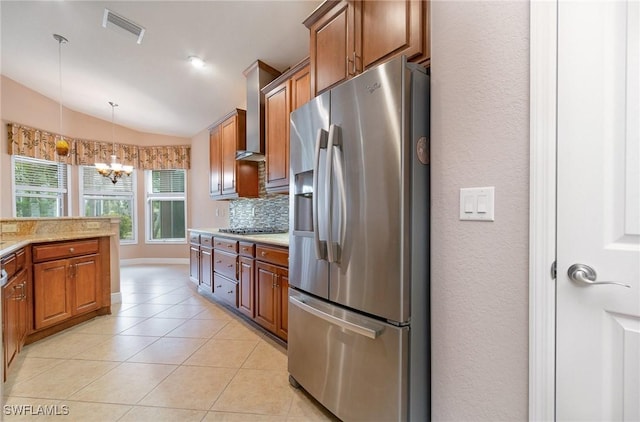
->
53, 34, 70, 157
95, 102, 134, 184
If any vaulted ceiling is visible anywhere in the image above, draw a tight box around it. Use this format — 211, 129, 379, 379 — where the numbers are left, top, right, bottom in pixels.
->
1, 1, 319, 138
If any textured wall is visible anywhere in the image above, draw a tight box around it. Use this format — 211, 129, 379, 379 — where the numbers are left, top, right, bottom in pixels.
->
430, 1, 530, 420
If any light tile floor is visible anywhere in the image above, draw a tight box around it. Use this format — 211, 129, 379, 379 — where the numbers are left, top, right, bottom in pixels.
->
3, 264, 338, 421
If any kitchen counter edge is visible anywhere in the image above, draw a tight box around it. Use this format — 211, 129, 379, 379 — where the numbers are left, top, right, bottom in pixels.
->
189, 228, 289, 248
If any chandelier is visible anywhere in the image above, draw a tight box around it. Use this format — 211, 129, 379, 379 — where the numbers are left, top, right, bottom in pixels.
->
95, 102, 133, 184
53, 34, 70, 157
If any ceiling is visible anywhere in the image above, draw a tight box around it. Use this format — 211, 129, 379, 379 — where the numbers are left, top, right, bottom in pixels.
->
0, 1, 320, 138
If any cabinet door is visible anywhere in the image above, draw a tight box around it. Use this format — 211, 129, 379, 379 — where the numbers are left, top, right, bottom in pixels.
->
209, 127, 222, 196
34, 259, 72, 330
265, 81, 291, 191
276, 269, 289, 341
189, 245, 200, 283
221, 116, 238, 195
3, 278, 19, 377
291, 64, 311, 111
358, 0, 429, 70
238, 256, 255, 318
309, 0, 356, 95
15, 269, 29, 350
73, 254, 100, 314
200, 246, 213, 289
255, 261, 277, 333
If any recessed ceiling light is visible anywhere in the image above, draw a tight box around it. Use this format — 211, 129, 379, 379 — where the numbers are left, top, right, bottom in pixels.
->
188, 56, 205, 69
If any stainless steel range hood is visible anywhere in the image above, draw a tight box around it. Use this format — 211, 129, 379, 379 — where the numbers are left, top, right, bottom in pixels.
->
237, 60, 281, 161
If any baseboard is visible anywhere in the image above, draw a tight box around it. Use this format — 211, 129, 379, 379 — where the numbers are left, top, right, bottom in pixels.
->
120, 258, 189, 266
111, 292, 122, 304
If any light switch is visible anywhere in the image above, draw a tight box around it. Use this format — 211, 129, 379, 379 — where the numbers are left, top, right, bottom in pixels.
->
477, 195, 487, 213
464, 196, 474, 213
459, 187, 495, 221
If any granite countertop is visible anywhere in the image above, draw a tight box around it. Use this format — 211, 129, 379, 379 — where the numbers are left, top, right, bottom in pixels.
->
189, 228, 289, 248
0, 230, 116, 257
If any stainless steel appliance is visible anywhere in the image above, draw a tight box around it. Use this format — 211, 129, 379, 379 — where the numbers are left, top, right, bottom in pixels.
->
288, 55, 430, 421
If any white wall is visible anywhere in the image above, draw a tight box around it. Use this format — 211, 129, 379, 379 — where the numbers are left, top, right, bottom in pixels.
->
430, 1, 530, 420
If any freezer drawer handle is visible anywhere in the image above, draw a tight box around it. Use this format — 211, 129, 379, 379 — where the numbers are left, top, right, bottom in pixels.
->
290, 296, 382, 340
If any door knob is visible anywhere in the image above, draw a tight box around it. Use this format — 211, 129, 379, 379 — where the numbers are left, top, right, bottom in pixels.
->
567, 264, 631, 288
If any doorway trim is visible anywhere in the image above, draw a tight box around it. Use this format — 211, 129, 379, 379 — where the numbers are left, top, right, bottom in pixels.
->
529, 1, 557, 420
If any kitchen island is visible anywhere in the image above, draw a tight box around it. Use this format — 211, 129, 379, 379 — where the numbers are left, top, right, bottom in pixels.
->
188, 228, 289, 341
0, 217, 119, 380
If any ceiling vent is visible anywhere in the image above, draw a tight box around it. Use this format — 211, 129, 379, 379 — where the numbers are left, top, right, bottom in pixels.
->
102, 9, 145, 44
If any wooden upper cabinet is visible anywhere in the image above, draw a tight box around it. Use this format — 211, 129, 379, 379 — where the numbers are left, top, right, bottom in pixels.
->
291, 62, 311, 111
221, 116, 239, 195
263, 58, 310, 194
209, 127, 222, 197
209, 109, 259, 200
265, 81, 290, 192
307, 1, 355, 95
358, 0, 429, 70
305, 0, 430, 95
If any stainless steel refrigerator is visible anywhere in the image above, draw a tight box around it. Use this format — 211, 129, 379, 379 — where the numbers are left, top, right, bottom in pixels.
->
288, 55, 430, 421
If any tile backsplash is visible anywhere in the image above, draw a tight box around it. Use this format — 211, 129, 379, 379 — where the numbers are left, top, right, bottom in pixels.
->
229, 195, 289, 230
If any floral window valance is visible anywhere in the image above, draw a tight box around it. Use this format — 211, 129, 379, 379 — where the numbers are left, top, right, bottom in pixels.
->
7, 123, 75, 164
7, 123, 190, 170
138, 145, 191, 170
75, 139, 139, 167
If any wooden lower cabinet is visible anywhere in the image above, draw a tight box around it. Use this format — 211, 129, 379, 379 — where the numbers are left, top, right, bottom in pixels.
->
2, 236, 110, 381
32, 238, 106, 331
188, 234, 289, 342
33, 253, 100, 330
3, 267, 28, 379
200, 246, 213, 289
189, 244, 200, 283
238, 256, 255, 318
255, 260, 289, 341
73, 255, 101, 314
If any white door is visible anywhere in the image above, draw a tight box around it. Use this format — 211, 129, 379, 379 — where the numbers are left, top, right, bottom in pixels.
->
557, 0, 640, 420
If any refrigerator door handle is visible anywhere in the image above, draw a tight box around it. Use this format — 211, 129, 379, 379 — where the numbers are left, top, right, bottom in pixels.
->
313, 128, 328, 260
333, 143, 347, 260
326, 124, 340, 263
290, 295, 383, 339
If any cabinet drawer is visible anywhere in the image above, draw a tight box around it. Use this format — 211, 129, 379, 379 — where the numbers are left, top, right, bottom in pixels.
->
189, 232, 201, 245
201, 235, 214, 248
1, 253, 17, 279
213, 274, 238, 308
33, 239, 99, 263
256, 245, 288, 267
214, 250, 237, 280
15, 249, 26, 272
214, 237, 238, 253
239, 242, 255, 258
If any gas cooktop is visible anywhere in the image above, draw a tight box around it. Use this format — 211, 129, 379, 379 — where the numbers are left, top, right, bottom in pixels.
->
218, 227, 288, 235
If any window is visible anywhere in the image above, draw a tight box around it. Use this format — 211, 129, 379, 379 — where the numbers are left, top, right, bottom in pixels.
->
13, 156, 69, 217
145, 169, 186, 242
80, 166, 136, 243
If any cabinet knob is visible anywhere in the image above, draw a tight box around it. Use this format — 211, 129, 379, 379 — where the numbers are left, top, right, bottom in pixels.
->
227, 290, 233, 294
228, 264, 233, 268
69, 247, 75, 252
216, 260, 222, 264
216, 284, 222, 288
261, 251, 267, 257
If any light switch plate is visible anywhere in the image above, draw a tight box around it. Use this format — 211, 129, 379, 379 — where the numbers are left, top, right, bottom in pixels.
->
459, 187, 495, 221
